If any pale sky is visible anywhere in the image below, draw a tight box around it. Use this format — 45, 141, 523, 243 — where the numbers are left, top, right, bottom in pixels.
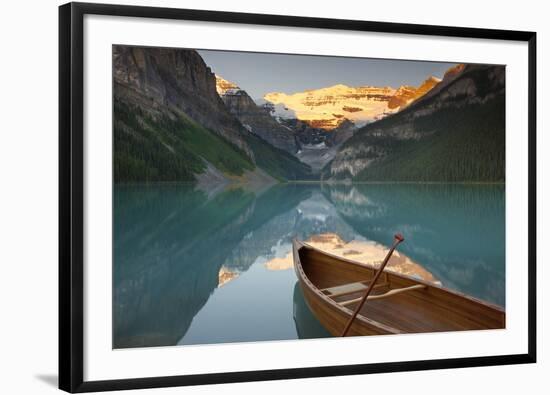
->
198, 49, 457, 100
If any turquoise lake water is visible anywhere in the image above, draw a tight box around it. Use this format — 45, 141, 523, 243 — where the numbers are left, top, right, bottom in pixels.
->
113, 183, 505, 348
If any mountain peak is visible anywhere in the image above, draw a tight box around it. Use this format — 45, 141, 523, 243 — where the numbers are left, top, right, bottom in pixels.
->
415, 76, 442, 97
215, 75, 240, 95
426, 75, 442, 83
443, 64, 465, 80
395, 85, 416, 93
327, 83, 351, 90
264, 92, 286, 101
328, 64, 505, 182
262, 76, 440, 130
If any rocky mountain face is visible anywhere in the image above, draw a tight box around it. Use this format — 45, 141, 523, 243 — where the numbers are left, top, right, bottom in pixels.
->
387, 76, 441, 109
275, 117, 356, 172
113, 46, 312, 183
113, 47, 501, 183
214, 76, 357, 172
327, 64, 505, 182
215, 75, 239, 95
263, 77, 441, 130
215, 76, 299, 153
114, 46, 252, 157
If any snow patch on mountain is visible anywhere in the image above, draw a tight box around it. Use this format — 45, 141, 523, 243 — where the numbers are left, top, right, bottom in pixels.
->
215, 75, 240, 95
255, 98, 297, 121
263, 76, 442, 130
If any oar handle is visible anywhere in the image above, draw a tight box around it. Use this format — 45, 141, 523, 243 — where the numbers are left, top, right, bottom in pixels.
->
340, 233, 404, 337
394, 233, 404, 244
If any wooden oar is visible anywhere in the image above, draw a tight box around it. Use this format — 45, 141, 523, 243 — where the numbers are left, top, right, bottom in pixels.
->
341, 233, 405, 337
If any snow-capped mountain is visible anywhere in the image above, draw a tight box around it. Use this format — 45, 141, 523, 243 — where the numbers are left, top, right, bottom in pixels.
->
215, 75, 356, 171
326, 63, 505, 181
215, 75, 241, 95
256, 100, 297, 122
263, 77, 441, 130
215, 75, 301, 154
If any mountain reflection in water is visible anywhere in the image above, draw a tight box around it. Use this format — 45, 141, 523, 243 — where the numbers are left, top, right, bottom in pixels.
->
114, 183, 504, 348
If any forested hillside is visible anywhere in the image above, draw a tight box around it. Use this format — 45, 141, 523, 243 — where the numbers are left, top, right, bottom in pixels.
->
113, 46, 312, 183
327, 64, 505, 182
114, 99, 254, 182
352, 95, 505, 182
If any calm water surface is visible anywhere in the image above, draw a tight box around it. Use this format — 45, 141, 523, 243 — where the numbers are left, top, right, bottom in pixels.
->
113, 183, 505, 348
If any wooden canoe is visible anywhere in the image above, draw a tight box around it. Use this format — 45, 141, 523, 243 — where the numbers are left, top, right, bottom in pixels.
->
293, 239, 505, 337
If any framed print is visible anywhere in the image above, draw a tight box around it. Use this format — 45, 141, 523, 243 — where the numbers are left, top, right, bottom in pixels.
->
59, 2, 537, 392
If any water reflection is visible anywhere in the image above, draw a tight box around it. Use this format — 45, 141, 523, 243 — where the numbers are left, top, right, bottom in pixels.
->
293, 282, 331, 339
322, 184, 505, 306
114, 182, 505, 348
113, 183, 310, 348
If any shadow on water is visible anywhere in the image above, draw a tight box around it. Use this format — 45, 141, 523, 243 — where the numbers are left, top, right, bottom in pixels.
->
114, 182, 505, 348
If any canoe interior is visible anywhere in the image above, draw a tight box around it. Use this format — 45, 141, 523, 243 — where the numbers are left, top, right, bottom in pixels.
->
296, 242, 505, 335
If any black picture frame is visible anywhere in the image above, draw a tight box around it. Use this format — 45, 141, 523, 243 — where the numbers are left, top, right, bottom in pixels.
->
59, 2, 537, 392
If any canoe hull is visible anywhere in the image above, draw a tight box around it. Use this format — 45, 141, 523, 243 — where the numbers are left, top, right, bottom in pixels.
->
293, 239, 505, 337
293, 240, 400, 336
298, 273, 393, 336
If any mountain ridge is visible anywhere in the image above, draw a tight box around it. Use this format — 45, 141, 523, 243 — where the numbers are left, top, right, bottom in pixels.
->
113, 46, 312, 183
215, 75, 359, 172
113, 48, 503, 184
215, 75, 300, 154
263, 75, 442, 130
325, 64, 505, 182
